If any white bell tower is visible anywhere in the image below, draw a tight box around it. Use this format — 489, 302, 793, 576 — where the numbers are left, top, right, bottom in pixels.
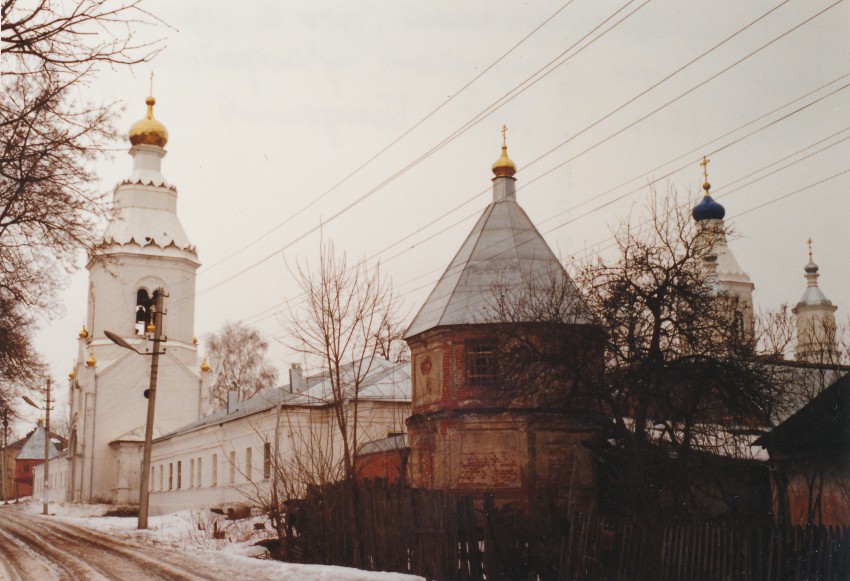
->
68, 95, 208, 504
793, 240, 839, 364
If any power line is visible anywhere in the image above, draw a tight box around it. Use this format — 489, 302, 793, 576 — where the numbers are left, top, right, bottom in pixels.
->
367, 78, 850, 298
540, 81, 850, 236
241, 125, 850, 332
582, 132, 850, 258
193, 0, 579, 280
195, 3, 846, 324
235, 72, 850, 329
184, 0, 653, 305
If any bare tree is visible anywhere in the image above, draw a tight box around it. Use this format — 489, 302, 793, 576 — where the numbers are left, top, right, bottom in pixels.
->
1, 0, 164, 408
287, 240, 402, 566
288, 241, 402, 484
0, 295, 45, 421
491, 191, 777, 523
204, 322, 279, 412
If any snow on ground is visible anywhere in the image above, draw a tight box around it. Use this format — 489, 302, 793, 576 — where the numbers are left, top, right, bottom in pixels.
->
20, 500, 423, 581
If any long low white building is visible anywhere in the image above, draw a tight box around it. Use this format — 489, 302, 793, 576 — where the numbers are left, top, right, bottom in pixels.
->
147, 358, 411, 515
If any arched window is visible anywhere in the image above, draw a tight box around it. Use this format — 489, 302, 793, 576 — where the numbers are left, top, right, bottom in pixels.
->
135, 288, 159, 335
733, 310, 744, 341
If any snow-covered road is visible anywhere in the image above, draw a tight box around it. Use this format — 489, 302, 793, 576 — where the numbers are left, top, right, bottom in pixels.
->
0, 506, 225, 580
0, 503, 422, 581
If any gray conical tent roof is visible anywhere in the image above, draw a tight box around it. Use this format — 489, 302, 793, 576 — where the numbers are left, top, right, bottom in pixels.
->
405, 189, 592, 339
17, 424, 63, 461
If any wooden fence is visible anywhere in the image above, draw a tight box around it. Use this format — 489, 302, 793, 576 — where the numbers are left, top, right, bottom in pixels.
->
284, 482, 849, 580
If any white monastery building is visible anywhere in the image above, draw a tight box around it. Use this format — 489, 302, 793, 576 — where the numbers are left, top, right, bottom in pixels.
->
148, 358, 410, 514
37, 96, 841, 514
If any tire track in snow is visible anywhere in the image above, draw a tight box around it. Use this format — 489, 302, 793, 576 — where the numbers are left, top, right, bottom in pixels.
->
0, 514, 107, 580
0, 513, 92, 580
0, 526, 45, 581
2, 508, 219, 580
34, 516, 219, 580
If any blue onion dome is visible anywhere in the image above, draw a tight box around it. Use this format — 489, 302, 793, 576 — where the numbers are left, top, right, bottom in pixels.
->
692, 181, 725, 221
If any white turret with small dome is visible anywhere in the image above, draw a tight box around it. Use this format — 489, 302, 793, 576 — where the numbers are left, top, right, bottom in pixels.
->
793, 240, 839, 363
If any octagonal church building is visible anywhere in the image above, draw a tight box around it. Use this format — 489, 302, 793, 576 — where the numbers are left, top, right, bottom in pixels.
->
404, 134, 603, 512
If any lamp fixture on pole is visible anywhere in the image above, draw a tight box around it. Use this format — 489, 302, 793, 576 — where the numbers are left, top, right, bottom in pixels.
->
22, 377, 52, 516
105, 288, 167, 529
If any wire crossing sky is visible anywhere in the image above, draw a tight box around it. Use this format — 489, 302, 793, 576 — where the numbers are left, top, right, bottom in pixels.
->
29, 0, 850, 419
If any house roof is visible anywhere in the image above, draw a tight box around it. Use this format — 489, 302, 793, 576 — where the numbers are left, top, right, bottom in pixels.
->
756, 372, 850, 457
155, 357, 410, 442
358, 433, 408, 456
292, 357, 411, 404
17, 426, 64, 461
154, 385, 302, 441
405, 193, 591, 339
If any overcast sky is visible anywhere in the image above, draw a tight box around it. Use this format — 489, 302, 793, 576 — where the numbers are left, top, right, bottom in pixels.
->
24, 0, 850, 432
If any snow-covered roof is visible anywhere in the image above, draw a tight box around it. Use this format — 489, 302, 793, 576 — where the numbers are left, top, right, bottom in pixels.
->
795, 258, 835, 309
155, 386, 301, 441
358, 433, 408, 456
405, 189, 591, 338
101, 205, 196, 255
111, 425, 169, 444
17, 426, 63, 461
99, 144, 198, 259
292, 357, 411, 404
155, 358, 410, 442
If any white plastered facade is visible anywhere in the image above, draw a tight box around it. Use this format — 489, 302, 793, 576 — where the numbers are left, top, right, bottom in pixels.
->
64, 131, 206, 505
148, 359, 411, 514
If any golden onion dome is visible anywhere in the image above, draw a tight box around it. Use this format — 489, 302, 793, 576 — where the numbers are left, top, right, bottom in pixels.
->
69, 367, 76, 379
86, 349, 97, 367
491, 124, 516, 178
193, 336, 199, 345
200, 357, 211, 373
79, 324, 89, 339
128, 96, 168, 148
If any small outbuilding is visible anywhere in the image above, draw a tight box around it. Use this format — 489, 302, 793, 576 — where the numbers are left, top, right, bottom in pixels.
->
757, 373, 850, 525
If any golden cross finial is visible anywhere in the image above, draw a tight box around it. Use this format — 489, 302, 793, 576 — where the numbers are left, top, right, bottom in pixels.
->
501, 124, 507, 148
149, 71, 155, 96
807, 237, 813, 259
700, 155, 710, 182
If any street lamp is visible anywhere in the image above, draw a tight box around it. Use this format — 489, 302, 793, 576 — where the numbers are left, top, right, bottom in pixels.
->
22, 378, 52, 516
105, 288, 167, 529
2, 408, 9, 503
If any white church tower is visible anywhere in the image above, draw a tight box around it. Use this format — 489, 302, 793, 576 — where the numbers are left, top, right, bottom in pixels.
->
793, 240, 839, 364
68, 95, 207, 504
691, 157, 755, 337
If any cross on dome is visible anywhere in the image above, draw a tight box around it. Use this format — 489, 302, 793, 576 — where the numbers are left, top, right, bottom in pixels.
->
692, 155, 725, 221
492, 124, 516, 178
700, 155, 711, 193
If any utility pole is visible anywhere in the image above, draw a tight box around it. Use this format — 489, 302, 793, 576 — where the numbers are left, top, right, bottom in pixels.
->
138, 289, 166, 529
1, 408, 8, 503
43, 377, 51, 516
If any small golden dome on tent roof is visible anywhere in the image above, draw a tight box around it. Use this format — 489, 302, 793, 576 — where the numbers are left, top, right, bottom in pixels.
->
491, 124, 516, 178
200, 357, 211, 373
79, 325, 88, 339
